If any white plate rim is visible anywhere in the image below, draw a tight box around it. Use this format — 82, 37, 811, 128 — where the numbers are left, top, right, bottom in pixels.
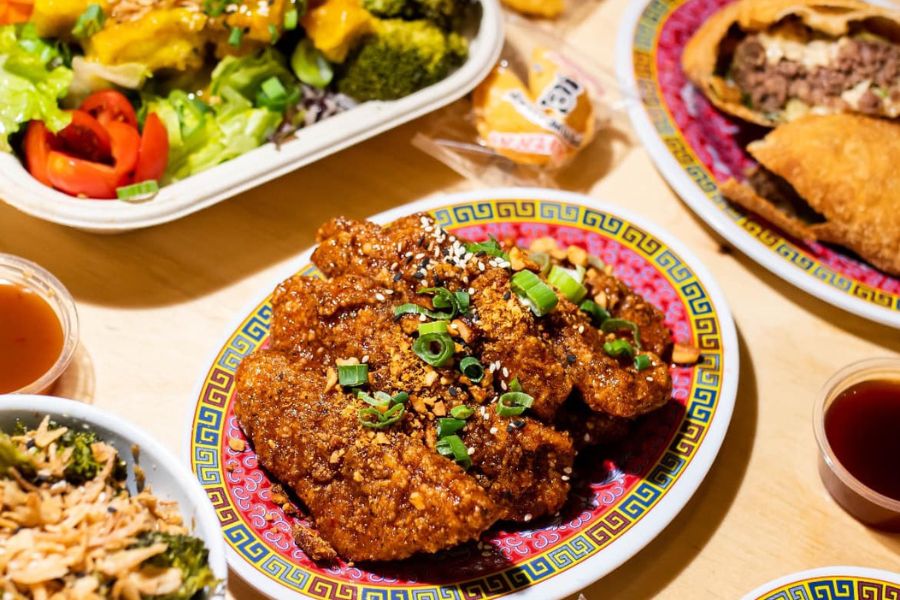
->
0, 0, 504, 233
182, 186, 740, 600
613, 0, 900, 329
740, 566, 900, 600
0, 393, 229, 596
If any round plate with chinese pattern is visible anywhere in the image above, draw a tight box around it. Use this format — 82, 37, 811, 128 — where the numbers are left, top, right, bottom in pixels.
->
742, 567, 900, 600
185, 188, 738, 600
615, 0, 900, 328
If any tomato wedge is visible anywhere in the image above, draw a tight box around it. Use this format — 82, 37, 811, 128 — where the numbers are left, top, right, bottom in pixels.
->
133, 113, 169, 183
23, 121, 55, 187
81, 90, 138, 129
46, 121, 141, 199
56, 110, 112, 164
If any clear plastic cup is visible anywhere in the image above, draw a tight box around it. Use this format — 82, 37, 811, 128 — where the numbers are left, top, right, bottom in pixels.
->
0, 254, 79, 394
814, 357, 900, 531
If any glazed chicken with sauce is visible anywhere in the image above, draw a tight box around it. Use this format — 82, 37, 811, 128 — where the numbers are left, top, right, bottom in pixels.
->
234, 214, 677, 562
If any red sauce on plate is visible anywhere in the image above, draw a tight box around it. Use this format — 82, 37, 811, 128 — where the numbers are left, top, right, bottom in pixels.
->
825, 379, 900, 502
0, 283, 64, 393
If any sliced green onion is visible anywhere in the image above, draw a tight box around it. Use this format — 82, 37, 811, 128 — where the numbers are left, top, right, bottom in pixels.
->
390, 391, 409, 405
529, 251, 551, 276
228, 26, 243, 46
435, 434, 471, 468
450, 405, 474, 419
116, 180, 159, 202
261, 76, 287, 101
548, 266, 588, 303
437, 417, 465, 438
601, 318, 642, 351
419, 287, 470, 318
465, 236, 509, 261
72, 3, 105, 38
509, 377, 522, 393
358, 403, 405, 429
634, 354, 652, 371
203, 0, 227, 16
579, 300, 610, 326
496, 391, 534, 417
412, 333, 455, 367
510, 270, 558, 317
284, 7, 298, 29
268, 23, 279, 43
418, 321, 448, 336
603, 339, 635, 359
290, 37, 334, 89
338, 364, 368, 387
394, 289, 469, 321
358, 390, 390, 408
459, 357, 484, 383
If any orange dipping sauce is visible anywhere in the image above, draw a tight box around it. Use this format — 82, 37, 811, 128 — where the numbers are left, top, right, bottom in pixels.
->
0, 283, 64, 393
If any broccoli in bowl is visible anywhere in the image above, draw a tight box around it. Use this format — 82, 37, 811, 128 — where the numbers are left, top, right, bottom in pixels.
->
0, 417, 219, 598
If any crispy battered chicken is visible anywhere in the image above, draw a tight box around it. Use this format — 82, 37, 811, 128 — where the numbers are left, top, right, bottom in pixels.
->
235, 213, 675, 562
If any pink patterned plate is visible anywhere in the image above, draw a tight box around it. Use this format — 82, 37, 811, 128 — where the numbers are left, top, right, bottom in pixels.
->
741, 567, 900, 600
615, 0, 900, 328
185, 188, 738, 599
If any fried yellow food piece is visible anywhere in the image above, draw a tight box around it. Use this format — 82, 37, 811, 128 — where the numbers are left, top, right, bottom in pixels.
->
301, 0, 373, 62
501, 0, 564, 18
721, 114, 900, 275
31, 0, 107, 37
84, 8, 207, 71
682, 0, 900, 126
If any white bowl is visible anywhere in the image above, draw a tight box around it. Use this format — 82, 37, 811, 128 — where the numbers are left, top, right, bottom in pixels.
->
0, 0, 504, 233
0, 394, 227, 598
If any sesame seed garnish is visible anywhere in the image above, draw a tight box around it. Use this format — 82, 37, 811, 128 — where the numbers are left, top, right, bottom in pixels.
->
500, 381, 508, 391
419, 314, 427, 322
563, 467, 572, 474
583, 433, 591, 442
375, 293, 385, 302
501, 367, 509, 377
467, 447, 475, 456
361, 355, 369, 363
578, 325, 584, 334
523, 513, 532, 522
489, 427, 498, 434
562, 475, 570, 481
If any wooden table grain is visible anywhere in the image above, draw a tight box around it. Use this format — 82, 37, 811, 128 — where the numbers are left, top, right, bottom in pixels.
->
2, 0, 898, 597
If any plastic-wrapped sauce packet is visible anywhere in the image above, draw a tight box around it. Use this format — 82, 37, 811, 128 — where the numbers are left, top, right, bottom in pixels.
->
413, 15, 633, 189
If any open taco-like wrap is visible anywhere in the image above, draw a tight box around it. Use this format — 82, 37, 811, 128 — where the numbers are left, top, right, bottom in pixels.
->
683, 0, 900, 126
720, 113, 900, 275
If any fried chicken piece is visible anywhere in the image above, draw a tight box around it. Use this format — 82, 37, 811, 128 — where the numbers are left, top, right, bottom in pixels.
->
583, 267, 672, 357
555, 393, 631, 451
267, 271, 576, 522
235, 351, 497, 562
462, 409, 575, 521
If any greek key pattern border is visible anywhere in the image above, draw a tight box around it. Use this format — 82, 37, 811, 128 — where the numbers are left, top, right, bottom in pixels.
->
755, 576, 900, 600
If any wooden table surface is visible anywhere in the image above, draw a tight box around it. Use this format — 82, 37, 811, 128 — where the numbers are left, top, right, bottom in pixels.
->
2, 0, 899, 597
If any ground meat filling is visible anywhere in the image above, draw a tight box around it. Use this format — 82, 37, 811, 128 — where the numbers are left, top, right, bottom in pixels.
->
730, 31, 900, 117
749, 167, 825, 225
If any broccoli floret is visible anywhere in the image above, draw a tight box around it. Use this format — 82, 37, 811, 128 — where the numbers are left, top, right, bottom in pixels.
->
337, 19, 468, 101
363, 0, 465, 26
132, 532, 218, 600
59, 429, 103, 484
0, 432, 35, 478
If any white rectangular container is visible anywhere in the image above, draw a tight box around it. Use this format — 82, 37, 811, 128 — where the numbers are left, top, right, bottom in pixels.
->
0, 1, 503, 233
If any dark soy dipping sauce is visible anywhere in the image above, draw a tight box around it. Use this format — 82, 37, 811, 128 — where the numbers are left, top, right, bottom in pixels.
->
825, 379, 900, 502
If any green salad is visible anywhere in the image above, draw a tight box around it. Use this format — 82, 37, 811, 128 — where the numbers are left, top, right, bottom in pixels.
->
0, 0, 472, 199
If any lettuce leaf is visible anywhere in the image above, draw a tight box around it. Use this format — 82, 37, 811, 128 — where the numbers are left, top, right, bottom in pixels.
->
141, 88, 281, 183
141, 48, 297, 182
0, 24, 73, 152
